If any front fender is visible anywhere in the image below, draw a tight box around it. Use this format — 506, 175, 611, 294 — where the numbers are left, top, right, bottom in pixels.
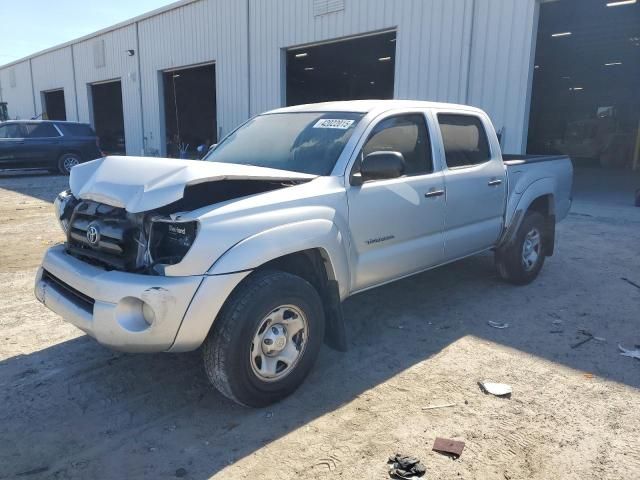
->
208, 219, 351, 299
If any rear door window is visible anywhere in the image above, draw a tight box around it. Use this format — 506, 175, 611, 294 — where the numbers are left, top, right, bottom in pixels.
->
24, 123, 60, 138
437, 114, 491, 168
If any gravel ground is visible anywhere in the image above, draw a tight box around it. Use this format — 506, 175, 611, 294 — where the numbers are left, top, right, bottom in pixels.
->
0, 167, 639, 480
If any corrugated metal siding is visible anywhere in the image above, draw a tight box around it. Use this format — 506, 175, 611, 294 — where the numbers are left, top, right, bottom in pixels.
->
0, 0, 538, 155
137, 0, 249, 155
467, 0, 538, 153
31, 47, 77, 120
72, 24, 143, 155
249, 0, 536, 153
0, 61, 35, 119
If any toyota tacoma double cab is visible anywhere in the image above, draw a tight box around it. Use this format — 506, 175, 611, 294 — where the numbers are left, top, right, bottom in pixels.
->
35, 100, 573, 407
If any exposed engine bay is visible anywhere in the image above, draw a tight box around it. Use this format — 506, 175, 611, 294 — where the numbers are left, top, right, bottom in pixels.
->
55, 179, 306, 274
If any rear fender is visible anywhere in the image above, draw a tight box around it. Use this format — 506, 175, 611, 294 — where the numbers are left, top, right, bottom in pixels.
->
500, 178, 556, 253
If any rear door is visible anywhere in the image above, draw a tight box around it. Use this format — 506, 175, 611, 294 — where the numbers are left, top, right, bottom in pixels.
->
0, 123, 26, 168
435, 111, 507, 261
346, 110, 446, 292
22, 122, 63, 166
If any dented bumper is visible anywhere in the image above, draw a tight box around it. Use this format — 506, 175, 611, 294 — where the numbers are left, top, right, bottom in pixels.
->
35, 245, 249, 353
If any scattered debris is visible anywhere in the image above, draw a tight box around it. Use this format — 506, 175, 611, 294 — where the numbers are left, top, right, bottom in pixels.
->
549, 330, 564, 334
621, 277, 640, 291
552, 319, 563, 326
571, 329, 598, 349
387, 453, 426, 479
265, 411, 273, 419
15, 466, 49, 477
432, 437, 465, 459
479, 381, 512, 397
618, 344, 640, 360
593, 336, 606, 342
583, 373, 594, 379
175, 467, 188, 478
488, 321, 509, 329
422, 403, 456, 410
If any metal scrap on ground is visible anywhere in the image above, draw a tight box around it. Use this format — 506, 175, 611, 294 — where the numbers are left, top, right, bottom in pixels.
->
487, 321, 509, 329
479, 381, 513, 397
432, 437, 465, 458
422, 403, 456, 410
618, 344, 640, 360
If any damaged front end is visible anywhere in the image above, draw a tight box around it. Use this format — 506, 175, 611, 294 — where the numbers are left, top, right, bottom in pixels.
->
54, 177, 305, 275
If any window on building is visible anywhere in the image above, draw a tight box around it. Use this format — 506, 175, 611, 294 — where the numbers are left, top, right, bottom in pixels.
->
437, 114, 491, 168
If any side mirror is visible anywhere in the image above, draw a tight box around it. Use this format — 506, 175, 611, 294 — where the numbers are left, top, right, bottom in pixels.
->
353, 151, 405, 185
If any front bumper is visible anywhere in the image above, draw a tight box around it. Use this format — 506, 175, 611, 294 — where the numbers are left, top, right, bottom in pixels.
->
35, 245, 249, 353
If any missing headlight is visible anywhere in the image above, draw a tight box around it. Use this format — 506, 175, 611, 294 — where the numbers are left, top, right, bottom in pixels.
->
148, 219, 198, 267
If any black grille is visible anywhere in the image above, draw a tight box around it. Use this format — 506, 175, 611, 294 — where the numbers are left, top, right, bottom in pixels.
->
42, 270, 95, 314
66, 200, 140, 270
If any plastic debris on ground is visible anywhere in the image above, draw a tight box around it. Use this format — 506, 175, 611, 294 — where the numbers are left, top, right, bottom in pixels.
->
479, 381, 512, 397
422, 403, 456, 410
432, 437, 465, 459
618, 344, 640, 360
487, 321, 509, 329
387, 453, 426, 479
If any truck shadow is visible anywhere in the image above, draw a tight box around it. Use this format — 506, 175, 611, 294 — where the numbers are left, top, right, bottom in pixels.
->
1, 242, 638, 479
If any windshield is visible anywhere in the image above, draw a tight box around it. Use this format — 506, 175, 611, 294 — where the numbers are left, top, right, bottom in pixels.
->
204, 112, 364, 175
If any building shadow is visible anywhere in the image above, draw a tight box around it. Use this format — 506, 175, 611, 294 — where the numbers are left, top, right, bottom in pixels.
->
0, 170, 67, 203
1, 243, 638, 479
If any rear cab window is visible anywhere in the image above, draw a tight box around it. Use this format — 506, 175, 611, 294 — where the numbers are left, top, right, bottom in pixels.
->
437, 113, 491, 168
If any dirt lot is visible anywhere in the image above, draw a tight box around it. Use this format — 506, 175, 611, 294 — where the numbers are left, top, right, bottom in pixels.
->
1, 168, 639, 479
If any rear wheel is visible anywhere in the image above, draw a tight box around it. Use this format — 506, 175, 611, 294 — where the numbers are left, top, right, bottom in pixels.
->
496, 211, 547, 285
202, 270, 325, 407
57, 153, 81, 175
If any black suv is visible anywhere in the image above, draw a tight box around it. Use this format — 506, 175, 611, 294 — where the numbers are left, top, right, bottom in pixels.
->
0, 120, 103, 175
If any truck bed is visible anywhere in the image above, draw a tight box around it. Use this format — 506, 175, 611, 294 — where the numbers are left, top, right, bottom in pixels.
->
502, 153, 569, 166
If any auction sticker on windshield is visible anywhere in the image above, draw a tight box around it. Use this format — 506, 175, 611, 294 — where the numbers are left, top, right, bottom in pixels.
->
313, 119, 355, 129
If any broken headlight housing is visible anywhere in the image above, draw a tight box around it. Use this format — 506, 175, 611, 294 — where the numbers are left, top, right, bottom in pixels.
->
148, 219, 198, 267
53, 189, 77, 234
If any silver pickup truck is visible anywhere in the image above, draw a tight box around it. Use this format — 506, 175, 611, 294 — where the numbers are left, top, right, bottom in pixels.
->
35, 100, 573, 406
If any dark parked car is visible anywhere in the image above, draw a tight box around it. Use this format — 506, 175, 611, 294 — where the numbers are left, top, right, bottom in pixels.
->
0, 120, 103, 175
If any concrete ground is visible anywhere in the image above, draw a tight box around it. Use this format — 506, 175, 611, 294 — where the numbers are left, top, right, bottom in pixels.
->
0, 166, 639, 479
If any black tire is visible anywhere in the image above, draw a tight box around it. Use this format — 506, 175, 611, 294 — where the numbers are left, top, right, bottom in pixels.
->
57, 153, 81, 175
495, 211, 547, 285
203, 270, 325, 407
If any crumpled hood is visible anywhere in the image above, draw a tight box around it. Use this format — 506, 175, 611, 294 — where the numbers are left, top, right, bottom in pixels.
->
69, 156, 316, 213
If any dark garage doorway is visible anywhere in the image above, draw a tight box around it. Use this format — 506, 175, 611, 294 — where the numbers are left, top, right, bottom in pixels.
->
42, 89, 66, 121
286, 31, 396, 106
162, 63, 217, 158
91, 80, 126, 155
528, 0, 640, 171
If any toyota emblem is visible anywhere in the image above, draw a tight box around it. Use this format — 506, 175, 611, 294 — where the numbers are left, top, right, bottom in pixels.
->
86, 225, 100, 245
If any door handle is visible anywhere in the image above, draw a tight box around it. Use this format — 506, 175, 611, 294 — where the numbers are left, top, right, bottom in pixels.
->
488, 179, 503, 186
425, 189, 445, 198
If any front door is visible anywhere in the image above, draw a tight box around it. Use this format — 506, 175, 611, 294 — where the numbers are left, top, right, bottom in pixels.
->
347, 112, 446, 292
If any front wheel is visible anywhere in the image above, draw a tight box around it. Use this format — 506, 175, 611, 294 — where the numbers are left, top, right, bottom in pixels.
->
496, 211, 547, 285
57, 153, 81, 175
202, 270, 325, 407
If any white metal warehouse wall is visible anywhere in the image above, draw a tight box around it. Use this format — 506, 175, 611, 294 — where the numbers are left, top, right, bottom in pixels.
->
250, 0, 538, 153
137, 0, 248, 156
0, 0, 539, 156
